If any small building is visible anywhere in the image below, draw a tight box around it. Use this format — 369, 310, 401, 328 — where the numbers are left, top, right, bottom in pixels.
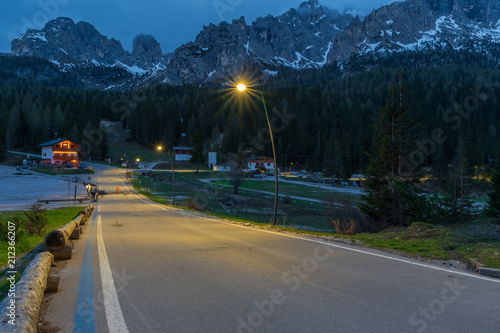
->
37, 138, 80, 166
208, 152, 217, 168
213, 164, 231, 172
348, 174, 365, 187
173, 147, 192, 161
247, 156, 274, 171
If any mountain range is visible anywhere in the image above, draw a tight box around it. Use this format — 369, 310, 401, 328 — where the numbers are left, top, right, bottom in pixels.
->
4, 0, 500, 89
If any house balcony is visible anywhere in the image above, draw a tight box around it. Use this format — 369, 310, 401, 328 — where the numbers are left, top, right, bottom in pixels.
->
53, 154, 78, 159
52, 147, 78, 153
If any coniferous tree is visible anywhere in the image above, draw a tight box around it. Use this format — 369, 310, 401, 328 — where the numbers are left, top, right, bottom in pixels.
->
445, 136, 476, 221
190, 119, 206, 173
485, 156, 500, 218
359, 80, 417, 229
0, 121, 6, 161
323, 139, 336, 178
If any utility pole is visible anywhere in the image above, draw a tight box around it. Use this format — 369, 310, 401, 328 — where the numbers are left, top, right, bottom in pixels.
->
73, 176, 78, 207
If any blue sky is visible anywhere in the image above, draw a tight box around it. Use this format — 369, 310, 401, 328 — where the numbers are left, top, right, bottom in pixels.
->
0, 0, 392, 54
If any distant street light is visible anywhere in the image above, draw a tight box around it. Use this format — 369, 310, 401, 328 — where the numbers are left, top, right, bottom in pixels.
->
236, 82, 279, 226
157, 146, 176, 206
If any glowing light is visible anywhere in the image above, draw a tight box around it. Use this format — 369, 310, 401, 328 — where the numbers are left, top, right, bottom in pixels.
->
237, 84, 246, 92
157, 146, 163, 151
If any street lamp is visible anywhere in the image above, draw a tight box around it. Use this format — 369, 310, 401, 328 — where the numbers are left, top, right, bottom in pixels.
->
157, 146, 176, 206
236, 83, 279, 226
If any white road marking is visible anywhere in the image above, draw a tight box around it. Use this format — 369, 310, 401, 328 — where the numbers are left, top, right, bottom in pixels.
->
97, 212, 130, 333
120, 180, 500, 284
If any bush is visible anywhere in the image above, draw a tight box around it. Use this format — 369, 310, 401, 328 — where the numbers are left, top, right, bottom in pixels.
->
185, 198, 204, 211
23, 202, 49, 235
329, 219, 359, 235
282, 196, 291, 205
324, 193, 373, 234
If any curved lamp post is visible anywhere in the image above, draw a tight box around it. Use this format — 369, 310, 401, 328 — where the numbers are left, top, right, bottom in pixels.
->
157, 146, 176, 206
236, 83, 279, 226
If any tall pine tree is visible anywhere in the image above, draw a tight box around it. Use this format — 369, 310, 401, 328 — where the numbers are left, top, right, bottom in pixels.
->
190, 118, 206, 173
485, 158, 500, 218
359, 79, 417, 229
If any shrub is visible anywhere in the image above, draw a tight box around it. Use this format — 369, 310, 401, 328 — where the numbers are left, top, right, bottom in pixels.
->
23, 202, 49, 235
324, 193, 373, 234
185, 198, 204, 211
329, 219, 359, 235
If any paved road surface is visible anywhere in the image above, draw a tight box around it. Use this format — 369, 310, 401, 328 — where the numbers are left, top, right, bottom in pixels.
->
43, 164, 500, 332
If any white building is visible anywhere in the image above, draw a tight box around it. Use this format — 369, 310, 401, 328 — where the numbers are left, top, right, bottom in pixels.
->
213, 164, 231, 172
173, 147, 191, 161
208, 152, 217, 168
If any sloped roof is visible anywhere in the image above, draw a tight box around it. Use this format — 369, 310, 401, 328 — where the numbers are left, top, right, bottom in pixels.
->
37, 138, 78, 147
247, 156, 274, 162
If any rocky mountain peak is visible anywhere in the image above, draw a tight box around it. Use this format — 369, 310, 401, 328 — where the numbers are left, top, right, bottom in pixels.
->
328, 0, 500, 63
7, 0, 500, 89
132, 34, 163, 67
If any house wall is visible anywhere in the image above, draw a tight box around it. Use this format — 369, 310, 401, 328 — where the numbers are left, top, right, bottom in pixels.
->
214, 165, 230, 172
247, 161, 274, 171
41, 147, 52, 163
175, 154, 190, 161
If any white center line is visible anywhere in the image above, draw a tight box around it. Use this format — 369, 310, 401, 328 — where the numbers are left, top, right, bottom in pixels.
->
97, 212, 129, 333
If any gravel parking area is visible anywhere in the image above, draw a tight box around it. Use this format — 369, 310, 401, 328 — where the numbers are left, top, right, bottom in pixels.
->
0, 166, 89, 211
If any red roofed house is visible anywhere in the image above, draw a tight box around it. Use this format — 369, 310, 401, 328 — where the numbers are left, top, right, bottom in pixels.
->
38, 139, 80, 166
247, 156, 274, 171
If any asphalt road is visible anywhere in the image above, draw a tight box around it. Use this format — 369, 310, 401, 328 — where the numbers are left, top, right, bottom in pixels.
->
43, 164, 500, 333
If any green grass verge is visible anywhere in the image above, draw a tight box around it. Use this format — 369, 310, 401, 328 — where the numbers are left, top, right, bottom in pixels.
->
0, 206, 85, 299
0, 207, 84, 268
341, 223, 500, 269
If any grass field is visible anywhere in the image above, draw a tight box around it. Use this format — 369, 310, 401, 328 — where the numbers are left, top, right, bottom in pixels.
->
210, 179, 359, 202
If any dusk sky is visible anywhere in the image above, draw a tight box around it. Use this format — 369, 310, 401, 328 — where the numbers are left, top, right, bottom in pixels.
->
0, 0, 393, 54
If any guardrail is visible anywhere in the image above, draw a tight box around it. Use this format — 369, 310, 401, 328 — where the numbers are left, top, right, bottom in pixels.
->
0, 205, 94, 332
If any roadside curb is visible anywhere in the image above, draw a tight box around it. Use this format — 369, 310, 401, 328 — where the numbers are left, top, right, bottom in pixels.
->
468, 258, 500, 279
479, 267, 500, 278
0, 252, 54, 332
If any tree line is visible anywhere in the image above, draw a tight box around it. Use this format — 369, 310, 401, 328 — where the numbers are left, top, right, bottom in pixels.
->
0, 47, 499, 186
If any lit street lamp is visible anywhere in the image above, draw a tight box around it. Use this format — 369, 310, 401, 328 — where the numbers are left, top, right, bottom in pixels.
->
236, 82, 279, 226
135, 158, 140, 175
157, 146, 176, 206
